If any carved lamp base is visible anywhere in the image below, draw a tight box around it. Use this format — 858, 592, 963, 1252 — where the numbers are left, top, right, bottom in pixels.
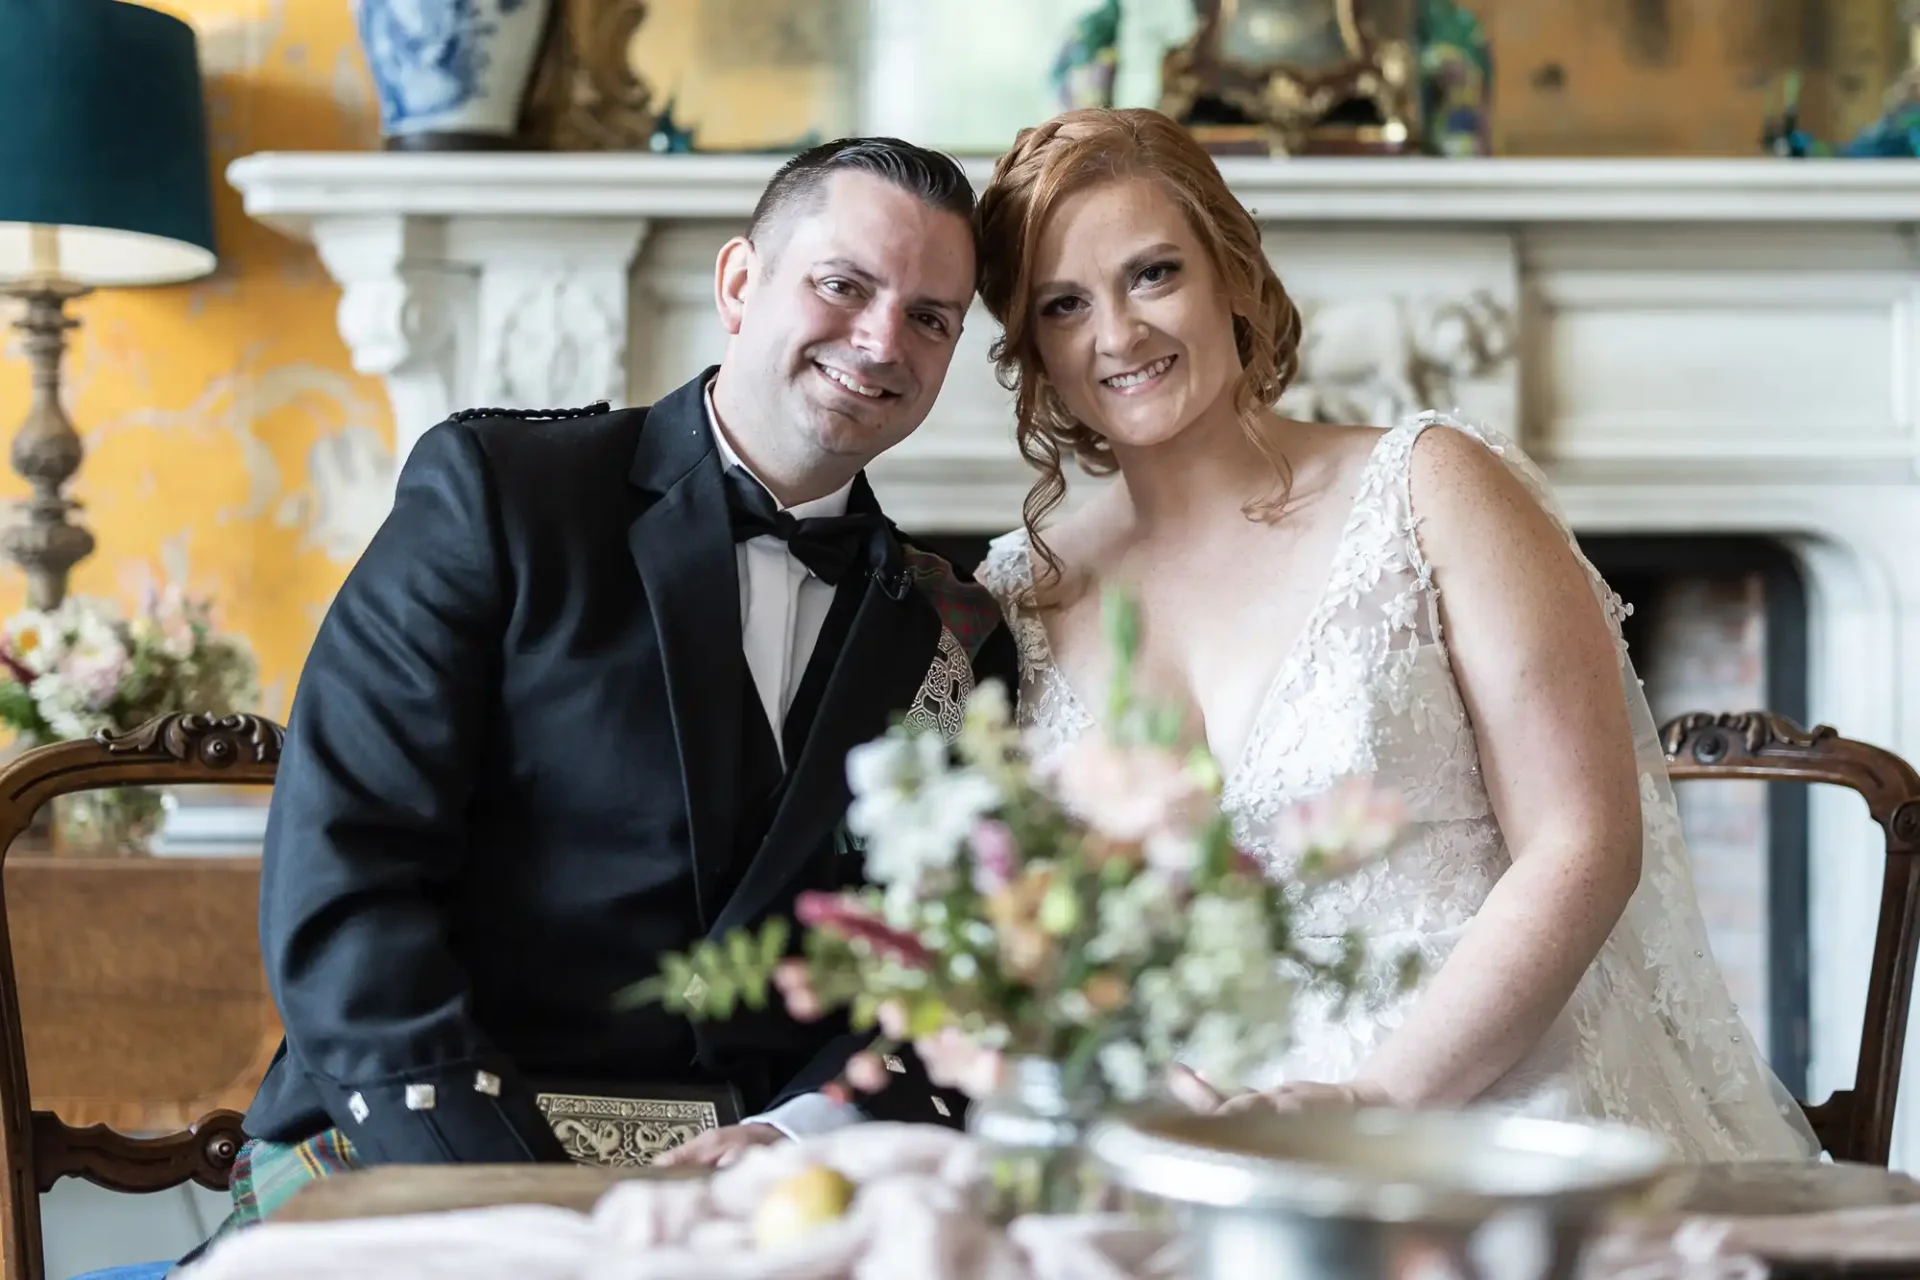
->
0, 278, 95, 610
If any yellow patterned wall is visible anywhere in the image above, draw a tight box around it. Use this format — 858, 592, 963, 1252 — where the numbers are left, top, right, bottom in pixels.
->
0, 0, 885, 732
0, 0, 393, 722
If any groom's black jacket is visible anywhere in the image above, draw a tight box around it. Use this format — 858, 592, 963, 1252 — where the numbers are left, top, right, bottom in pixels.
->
244, 369, 1018, 1164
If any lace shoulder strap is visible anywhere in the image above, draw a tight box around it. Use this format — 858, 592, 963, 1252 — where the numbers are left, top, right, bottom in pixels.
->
1293, 421, 1438, 648
976, 529, 1033, 608
976, 530, 1050, 673
1392, 411, 1632, 646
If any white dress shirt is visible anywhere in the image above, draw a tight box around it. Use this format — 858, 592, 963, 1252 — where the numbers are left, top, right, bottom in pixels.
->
709, 393, 846, 762
706, 387, 864, 1139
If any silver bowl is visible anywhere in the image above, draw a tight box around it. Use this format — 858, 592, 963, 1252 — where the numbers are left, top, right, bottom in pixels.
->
1086, 1107, 1689, 1280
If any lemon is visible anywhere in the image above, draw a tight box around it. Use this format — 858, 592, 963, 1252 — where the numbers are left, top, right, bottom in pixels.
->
751, 1163, 856, 1250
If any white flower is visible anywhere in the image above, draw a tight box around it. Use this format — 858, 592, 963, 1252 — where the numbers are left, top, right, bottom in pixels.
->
1055, 989, 1095, 1025
1174, 896, 1269, 998
1123, 891, 1303, 1091
846, 730, 1002, 892
1182, 1011, 1251, 1085
31, 673, 105, 740
963, 679, 1011, 733
1143, 830, 1203, 876
59, 610, 130, 709
1099, 1039, 1152, 1102
846, 732, 944, 800
1085, 871, 1184, 966
2, 610, 63, 677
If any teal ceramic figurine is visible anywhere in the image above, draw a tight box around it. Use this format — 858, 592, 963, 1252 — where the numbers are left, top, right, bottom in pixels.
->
1764, 70, 1920, 159
1839, 66, 1920, 157
1767, 6, 1920, 159
1841, 100, 1920, 156
648, 97, 696, 153
1762, 72, 1829, 157
1415, 0, 1492, 156
643, 96, 821, 156
1051, 0, 1122, 110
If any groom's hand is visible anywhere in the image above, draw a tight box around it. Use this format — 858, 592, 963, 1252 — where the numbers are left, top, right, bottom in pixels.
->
655, 1121, 786, 1168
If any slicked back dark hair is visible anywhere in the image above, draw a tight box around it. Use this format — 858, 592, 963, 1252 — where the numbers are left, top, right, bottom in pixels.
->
746, 136, 978, 263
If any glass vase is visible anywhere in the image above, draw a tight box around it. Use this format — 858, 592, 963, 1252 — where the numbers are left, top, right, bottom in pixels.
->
53, 787, 166, 855
966, 1055, 1116, 1221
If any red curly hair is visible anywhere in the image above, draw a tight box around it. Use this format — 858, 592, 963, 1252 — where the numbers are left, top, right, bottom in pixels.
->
974, 108, 1304, 590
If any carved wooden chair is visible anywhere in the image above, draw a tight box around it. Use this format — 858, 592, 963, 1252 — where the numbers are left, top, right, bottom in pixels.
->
0, 712, 282, 1280
1661, 711, 1920, 1166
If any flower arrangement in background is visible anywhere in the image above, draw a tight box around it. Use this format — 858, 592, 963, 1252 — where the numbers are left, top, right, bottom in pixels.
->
0, 584, 258, 851
628, 594, 1414, 1129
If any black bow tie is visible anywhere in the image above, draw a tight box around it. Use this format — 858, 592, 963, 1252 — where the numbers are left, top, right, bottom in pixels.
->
723, 467, 885, 585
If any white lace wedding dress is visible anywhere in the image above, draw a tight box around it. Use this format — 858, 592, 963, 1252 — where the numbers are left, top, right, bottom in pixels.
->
977, 412, 1819, 1162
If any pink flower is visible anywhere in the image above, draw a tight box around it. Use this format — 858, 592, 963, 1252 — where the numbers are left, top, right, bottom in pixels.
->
1045, 736, 1212, 870
914, 1026, 1006, 1098
876, 999, 911, 1040
969, 819, 1019, 894
772, 958, 822, 1022
844, 1051, 890, 1094
1272, 776, 1408, 877
134, 582, 200, 660
795, 891, 934, 969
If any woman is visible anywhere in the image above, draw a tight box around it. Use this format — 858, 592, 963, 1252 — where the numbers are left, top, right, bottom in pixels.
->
970, 107, 1816, 1161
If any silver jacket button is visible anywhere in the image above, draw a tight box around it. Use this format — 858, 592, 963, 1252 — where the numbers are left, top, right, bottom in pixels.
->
347, 1092, 370, 1123
405, 1083, 438, 1111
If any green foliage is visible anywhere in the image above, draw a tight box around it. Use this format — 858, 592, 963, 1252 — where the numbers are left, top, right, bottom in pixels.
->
617, 918, 790, 1017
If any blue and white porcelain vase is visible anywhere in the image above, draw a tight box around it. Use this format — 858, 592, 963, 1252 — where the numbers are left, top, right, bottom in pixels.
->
353, 0, 552, 149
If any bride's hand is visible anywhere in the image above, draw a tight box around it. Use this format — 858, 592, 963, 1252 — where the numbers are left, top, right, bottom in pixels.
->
1165, 1065, 1396, 1114
1165, 1063, 1228, 1112
1216, 1079, 1395, 1114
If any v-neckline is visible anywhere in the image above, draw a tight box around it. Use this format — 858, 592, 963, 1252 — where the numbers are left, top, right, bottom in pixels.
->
1016, 425, 1403, 786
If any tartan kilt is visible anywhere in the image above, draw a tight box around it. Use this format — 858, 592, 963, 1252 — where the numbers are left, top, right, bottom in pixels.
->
195, 1128, 360, 1251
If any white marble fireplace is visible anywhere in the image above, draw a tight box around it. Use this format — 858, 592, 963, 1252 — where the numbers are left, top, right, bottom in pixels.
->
227, 151, 1920, 1165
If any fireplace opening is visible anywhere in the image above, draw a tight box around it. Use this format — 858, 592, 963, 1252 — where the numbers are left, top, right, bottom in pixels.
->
914, 532, 1811, 1094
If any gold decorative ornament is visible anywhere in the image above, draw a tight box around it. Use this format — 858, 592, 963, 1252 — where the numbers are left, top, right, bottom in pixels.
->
1159, 0, 1418, 156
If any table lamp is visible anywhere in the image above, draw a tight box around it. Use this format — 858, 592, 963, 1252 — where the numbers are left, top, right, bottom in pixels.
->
0, 0, 216, 610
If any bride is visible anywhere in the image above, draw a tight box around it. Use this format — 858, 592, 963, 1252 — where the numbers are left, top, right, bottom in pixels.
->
969, 107, 1817, 1162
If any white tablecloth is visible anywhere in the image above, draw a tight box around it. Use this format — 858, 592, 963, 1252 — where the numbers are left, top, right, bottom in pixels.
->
177, 1124, 1185, 1280
180, 1121, 1920, 1279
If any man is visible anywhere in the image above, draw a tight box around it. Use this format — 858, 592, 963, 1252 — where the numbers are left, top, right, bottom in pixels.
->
222, 137, 1015, 1228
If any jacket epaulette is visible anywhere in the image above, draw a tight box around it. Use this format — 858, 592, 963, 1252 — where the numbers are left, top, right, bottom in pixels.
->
899, 546, 1004, 662
449, 401, 612, 423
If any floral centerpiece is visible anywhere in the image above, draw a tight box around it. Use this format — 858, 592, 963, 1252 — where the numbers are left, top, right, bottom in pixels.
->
0, 585, 259, 852
627, 594, 1411, 1216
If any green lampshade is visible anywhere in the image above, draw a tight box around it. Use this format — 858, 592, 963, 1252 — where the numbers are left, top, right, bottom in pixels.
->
0, 0, 216, 286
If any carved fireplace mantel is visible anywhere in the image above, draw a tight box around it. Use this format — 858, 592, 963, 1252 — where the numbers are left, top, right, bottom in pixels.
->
227, 151, 1920, 1164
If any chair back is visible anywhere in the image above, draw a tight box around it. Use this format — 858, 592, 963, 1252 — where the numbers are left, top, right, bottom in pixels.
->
1662, 710, 1920, 1166
0, 712, 282, 1280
